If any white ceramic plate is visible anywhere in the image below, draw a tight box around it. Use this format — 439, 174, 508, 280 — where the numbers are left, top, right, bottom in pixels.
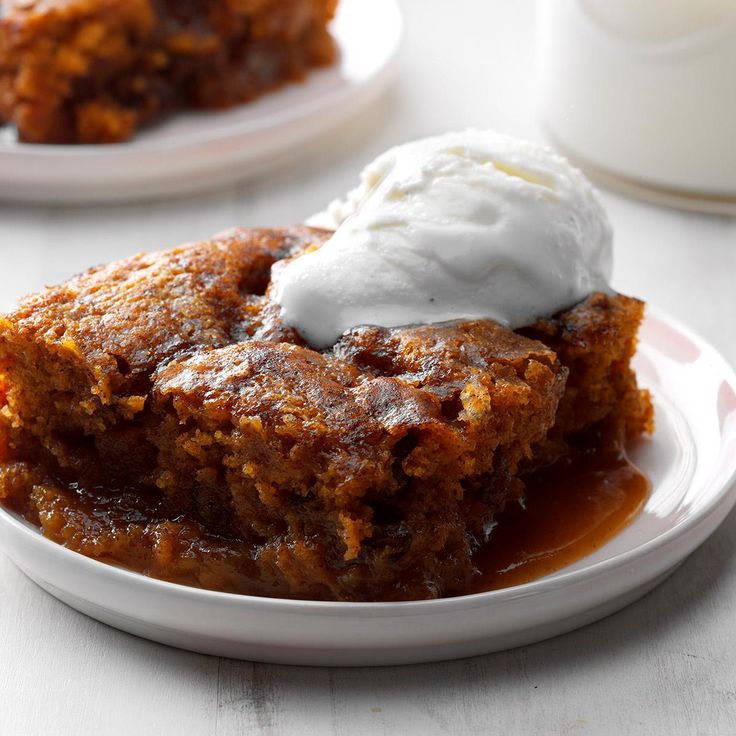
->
1, 307, 735, 666
0, 0, 401, 204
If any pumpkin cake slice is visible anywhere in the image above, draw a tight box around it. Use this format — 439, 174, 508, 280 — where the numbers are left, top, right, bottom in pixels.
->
0, 227, 652, 601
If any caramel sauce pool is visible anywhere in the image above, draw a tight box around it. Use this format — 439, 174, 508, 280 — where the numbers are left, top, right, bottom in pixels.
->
2, 446, 650, 599
471, 450, 650, 593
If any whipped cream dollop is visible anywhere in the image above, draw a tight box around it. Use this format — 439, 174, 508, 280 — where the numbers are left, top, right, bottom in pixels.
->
274, 130, 613, 348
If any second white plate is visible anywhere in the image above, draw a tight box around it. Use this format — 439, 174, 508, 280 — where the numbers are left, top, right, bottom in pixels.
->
0, 307, 735, 666
0, 0, 402, 204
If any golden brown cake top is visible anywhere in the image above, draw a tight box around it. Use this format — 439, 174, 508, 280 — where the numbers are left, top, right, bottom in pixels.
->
0, 226, 568, 505
2, 227, 318, 378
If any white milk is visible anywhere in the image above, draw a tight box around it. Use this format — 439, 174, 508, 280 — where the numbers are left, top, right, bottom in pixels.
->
538, 0, 736, 210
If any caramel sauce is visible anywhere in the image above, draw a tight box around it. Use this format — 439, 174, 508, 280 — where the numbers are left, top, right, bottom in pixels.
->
2, 447, 649, 600
472, 449, 650, 593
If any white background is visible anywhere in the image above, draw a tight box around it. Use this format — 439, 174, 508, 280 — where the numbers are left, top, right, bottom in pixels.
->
1, 1, 735, 734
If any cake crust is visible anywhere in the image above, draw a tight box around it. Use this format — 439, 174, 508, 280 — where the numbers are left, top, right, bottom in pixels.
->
0, 227, 653, 601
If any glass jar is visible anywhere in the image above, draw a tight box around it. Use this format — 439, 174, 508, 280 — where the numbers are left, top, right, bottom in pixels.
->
538, 0, 736, 213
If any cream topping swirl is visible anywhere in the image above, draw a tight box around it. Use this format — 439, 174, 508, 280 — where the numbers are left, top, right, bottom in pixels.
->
274, 130, 613, 348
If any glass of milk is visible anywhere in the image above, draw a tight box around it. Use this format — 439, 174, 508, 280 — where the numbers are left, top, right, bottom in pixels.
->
538, 0, 736, 213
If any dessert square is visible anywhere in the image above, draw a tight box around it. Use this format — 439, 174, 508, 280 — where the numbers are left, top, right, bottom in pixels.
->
0, 227, 652, 601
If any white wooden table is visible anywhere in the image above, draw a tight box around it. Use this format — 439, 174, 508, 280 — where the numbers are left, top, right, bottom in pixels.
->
1, 2, 735, 734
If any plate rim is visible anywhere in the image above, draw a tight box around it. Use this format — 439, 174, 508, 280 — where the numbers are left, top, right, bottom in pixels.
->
1, 304, 735, 618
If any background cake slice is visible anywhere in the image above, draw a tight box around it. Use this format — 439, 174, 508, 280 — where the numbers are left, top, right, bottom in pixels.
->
0, 0, 337, 143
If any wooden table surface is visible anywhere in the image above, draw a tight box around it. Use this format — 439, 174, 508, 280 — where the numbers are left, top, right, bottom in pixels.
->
1, 2, 735, 734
